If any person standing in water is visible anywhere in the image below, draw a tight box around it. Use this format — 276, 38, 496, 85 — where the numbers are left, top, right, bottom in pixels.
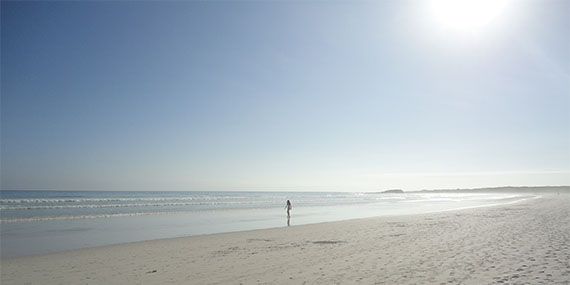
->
285, 200, 292, 218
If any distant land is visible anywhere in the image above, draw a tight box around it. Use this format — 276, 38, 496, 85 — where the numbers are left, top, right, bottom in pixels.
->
369, 186, 569, 194
410, 186, 569, 194
379, 189, 405, 194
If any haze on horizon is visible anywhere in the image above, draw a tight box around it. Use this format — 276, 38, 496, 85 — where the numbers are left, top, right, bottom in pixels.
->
1, 1, 569, 192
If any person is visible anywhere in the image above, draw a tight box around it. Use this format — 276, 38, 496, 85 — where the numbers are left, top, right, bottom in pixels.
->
285, 200, 292, 218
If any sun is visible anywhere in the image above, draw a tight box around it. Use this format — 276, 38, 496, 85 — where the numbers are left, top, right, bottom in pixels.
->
430, 0, 511, 30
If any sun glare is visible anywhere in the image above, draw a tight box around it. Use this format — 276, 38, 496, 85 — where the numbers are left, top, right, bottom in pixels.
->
430, 0, 510, 30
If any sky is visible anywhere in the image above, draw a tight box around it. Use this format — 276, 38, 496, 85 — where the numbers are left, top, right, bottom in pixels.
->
1, 0, 569, 191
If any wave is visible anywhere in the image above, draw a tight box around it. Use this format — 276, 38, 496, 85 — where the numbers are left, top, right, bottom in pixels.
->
0, 193, 373, 205
0, 196, 252, 204
400, 194, 524, 203
0, 198, 369, 211
0, 196, 353, 204
0, 211, 186, 223
0, 200, 286, 210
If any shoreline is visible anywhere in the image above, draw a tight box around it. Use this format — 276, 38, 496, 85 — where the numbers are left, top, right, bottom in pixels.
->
2, 193, 569, 284
1, 193, 537, 258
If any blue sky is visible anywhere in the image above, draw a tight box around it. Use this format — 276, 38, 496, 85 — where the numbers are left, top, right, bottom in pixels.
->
1, 1, 568, 191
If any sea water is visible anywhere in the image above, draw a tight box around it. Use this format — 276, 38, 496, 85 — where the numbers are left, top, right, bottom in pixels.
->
0, 190, 532, 257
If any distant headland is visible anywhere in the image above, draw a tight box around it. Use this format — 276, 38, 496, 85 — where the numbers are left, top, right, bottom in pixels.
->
378, 189, 404, 194
372, 186, 569, 194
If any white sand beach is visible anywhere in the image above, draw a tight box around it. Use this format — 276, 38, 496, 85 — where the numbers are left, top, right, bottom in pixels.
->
1, 193, 569, 285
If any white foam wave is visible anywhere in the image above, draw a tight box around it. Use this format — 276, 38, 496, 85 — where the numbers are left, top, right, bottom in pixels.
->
0, 198, 365, 211
0, 196, 250, 204
401, 194, 523, 203
0, 200, 287, 211
0, 211, 179, 223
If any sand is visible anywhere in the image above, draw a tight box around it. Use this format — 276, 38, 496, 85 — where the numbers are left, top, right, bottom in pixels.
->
1, 193, 569, 285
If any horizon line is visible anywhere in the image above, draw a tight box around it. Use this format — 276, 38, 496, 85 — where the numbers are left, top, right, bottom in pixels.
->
1, 185, 568, 193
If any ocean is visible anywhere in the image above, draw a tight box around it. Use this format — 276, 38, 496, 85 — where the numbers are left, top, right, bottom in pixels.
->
0, 190, 533, 258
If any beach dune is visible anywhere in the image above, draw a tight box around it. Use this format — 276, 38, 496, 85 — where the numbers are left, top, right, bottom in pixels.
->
1, 194, 569, 284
